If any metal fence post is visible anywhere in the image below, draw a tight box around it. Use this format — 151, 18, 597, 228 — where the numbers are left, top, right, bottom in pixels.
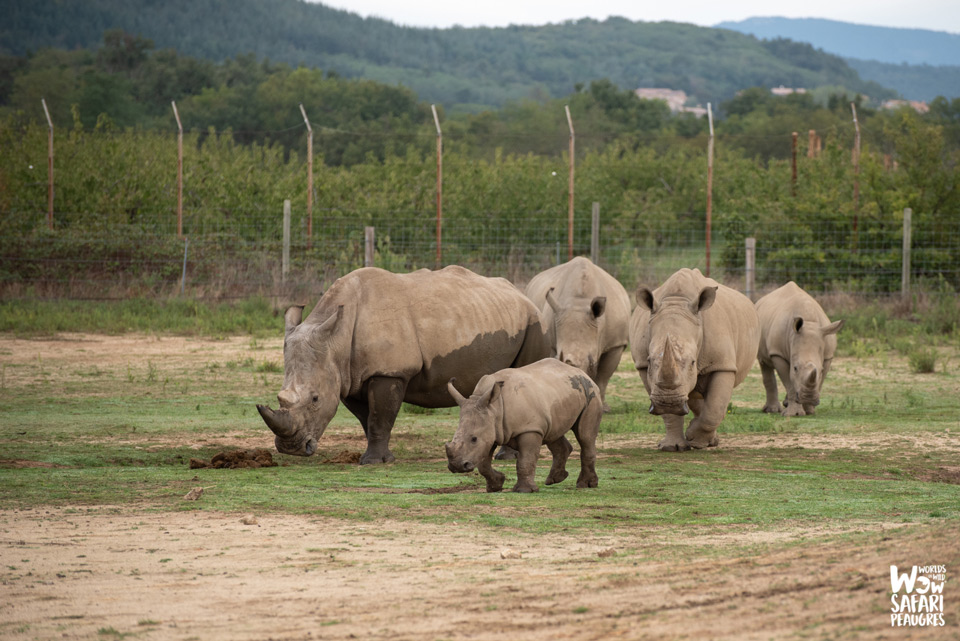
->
902, 208, 912, 300
745, 237, 756, 301
282, 199, 291, 283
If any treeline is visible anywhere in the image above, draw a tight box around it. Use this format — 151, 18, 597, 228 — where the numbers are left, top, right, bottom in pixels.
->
2, 0, 893, 111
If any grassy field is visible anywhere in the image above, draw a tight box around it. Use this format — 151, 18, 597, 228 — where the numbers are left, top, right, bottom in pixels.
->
1, 300, 958, 639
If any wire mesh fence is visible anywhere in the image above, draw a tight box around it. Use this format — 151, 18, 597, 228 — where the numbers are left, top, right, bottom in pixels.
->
3, 207, 958, 302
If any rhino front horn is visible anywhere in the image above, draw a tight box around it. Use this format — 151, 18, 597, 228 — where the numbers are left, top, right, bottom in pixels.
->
256, 404, 295, 437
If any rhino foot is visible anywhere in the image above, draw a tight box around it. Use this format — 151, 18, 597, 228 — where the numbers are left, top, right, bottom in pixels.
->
657, 437, 690, 452
494, 446, 519, 461
762, 402, 784, 414
360, 450, 396, 465
484, 471, 506, 493
545, 469, 569, 485
688, 435, 719, 449
576, 473, 599, 488
512, 483, 539, 493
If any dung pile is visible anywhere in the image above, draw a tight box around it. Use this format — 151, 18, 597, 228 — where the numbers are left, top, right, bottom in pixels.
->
189, 448, 278, 469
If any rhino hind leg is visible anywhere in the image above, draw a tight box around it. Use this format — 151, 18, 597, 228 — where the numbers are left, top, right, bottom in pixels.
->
512, 432, 541, 493
544, 436, 573, 485
359, 376, 407, 465
573, 398, 602, 488
494, 445, 519, 461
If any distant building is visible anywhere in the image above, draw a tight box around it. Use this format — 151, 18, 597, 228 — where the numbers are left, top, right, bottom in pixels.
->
882, 99, 929, 114
635, 88, 707, 117
771, 85, 807, 96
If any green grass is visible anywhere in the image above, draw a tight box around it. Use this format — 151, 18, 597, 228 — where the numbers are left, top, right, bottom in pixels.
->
1, 299, 959, 538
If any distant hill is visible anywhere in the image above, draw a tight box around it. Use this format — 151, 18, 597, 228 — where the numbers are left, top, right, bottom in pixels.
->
717, 17, 960, 100
715, 17, 960, 66
0, 0, 892, 111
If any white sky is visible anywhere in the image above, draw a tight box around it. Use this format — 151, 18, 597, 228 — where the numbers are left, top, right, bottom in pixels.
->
314, 0, 960, 34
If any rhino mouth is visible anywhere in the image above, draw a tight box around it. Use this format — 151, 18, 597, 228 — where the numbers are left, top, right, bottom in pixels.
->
649, 395, 690, 416
257, 404, 325, 456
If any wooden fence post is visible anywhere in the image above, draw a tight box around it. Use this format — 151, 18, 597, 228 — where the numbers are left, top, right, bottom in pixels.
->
365, 226, 375, 267
745, 237, 756, 302
432, 104, 442, 268
851, 103, 861, 253
902, 208, 912, 301
705, 102, 714, 277
566, 105, 575, 261
41, 98, 54, 230
591, 202, 600, 264
282, 199, 291, 283
791, 131, 798, 197
299, 104, 313, 249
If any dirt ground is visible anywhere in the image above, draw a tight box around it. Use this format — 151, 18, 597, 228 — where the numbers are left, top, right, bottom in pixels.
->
2, 334, 959, 639
0, 509, 956, 640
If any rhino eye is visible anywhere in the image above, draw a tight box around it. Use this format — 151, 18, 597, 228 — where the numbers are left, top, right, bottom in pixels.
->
312, 394, 319, 403
471, 436, 478, 443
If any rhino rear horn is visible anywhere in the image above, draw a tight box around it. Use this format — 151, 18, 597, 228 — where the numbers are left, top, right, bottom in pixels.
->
447, 378, 466, 406
257, 404, 296, 437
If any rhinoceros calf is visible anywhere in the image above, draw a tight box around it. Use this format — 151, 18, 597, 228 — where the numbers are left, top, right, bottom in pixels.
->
630, 268, 760, 451
445, 359, 602, 493
257, 266, 549, 464
525, 257, 631, 411
755, 281, 844, 416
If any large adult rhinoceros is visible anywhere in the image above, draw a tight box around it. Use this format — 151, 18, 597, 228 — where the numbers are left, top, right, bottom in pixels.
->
755, 281, 844, 416
629, 268, 760, 451
525, 256, 631, 411
256, 266, 550, 464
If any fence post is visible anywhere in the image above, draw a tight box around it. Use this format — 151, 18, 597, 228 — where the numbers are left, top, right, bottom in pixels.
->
432, 104, 443, 269
791, 131, 798, 197
705, 102, 714, 277
299, 104, 313, 250
565, 105, 575, 261
745, 237, 756, 301
180, 237, 189, 295
591, 202, 600, 264
172, 101, 184, 238
282, 199, 291, 283
902, 208, 912, 300
41, 98, 54, 230
365, 226, 375, 267
851, 102, 861, 253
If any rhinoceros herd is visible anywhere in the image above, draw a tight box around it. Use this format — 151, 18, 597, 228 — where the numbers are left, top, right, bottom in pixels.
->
256, 259, 842, 493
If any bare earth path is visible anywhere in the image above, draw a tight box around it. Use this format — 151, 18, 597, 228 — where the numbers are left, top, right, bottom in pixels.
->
1, 508, 957, 640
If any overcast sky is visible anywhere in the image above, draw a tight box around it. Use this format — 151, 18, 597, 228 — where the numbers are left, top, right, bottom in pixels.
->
313, 0, 960, 34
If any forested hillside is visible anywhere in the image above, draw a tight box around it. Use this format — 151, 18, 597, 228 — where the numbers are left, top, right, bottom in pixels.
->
1, 0, 892, 111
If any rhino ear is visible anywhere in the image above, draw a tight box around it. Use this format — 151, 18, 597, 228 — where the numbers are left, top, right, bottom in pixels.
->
284, 305, 305, 333
486, 380, 505, 407
822, 319, 844, 336
314, 305, 343, 335
591, 296, 606, 319
695, 286, 717, 313
793, 316, 805, 333
636, 287, 656, 313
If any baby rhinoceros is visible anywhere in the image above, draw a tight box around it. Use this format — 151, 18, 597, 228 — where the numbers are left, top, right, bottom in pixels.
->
445, 359, 602, 493
756, 282, 844, 416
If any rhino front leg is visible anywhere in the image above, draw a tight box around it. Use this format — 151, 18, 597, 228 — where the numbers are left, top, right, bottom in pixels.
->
360, 376, 407, 464
772, 356, 805, 416
760, 362, 784, 414
477, 449, 505, 493
595, 346, 625, 413
512, 432, 542, 493
685, 371, 735, 448
658, 414, 689, 452
544, 436, 572, 485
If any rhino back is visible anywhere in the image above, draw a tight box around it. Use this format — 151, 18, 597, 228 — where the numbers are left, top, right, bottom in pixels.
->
756, 282, 834, 362
493, 359, 596, 442
343, 266, 544, 404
